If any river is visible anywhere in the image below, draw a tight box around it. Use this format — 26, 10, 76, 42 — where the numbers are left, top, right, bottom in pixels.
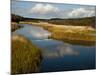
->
13, 24, 96, 72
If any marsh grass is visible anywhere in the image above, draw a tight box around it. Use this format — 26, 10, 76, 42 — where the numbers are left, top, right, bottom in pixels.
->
11, 35, 42, 74
42, 25, 96, 43
18, 21, 96, 45
49, 34, 95, 46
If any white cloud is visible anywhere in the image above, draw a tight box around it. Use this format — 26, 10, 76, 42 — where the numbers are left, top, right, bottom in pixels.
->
30, 4, 59, 14
12, 1, 95, 18
68, 7, 95, 18
29, 6, 95, 18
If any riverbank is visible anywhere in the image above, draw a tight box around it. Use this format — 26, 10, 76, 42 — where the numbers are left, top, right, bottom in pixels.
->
11, 34, 42, 74
11, 22, 22, 32
19, 22, 96, 44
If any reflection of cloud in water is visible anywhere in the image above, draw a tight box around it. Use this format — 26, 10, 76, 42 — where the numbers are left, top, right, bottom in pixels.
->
35, 39, 52, 41
14, 25, 51, 40
43, 44, 79, 58
28, 26, 51, 39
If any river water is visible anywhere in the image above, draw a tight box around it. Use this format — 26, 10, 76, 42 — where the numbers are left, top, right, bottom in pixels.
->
13, 24, 96, 72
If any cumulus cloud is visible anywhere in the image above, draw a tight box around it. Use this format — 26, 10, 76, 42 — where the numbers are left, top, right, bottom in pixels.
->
12, 1, 95, 19
68, 7, 95, 18
30, 3, 59, 14
29, 4, 95, 18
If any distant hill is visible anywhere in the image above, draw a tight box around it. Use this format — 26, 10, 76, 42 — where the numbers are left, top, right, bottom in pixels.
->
11, 14, 96, 28
48, 17, 96, 28
22, 17, 48, 22
11, 14, 47, 22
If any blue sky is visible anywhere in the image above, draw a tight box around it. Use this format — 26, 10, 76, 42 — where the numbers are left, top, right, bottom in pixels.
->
11, 1, 96, 19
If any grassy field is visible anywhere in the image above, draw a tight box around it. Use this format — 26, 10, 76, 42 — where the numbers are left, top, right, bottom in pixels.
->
49, 32, 95, 46
43, 23, 96, 46
11, 34, 42, 74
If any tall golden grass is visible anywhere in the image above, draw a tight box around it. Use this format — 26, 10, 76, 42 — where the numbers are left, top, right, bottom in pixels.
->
11, 35, 42, 74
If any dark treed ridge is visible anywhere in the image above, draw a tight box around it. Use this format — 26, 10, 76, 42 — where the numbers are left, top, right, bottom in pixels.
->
11, 14, 96, 28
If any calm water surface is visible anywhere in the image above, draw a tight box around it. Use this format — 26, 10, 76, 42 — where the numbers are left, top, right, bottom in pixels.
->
14, 24, 96, 72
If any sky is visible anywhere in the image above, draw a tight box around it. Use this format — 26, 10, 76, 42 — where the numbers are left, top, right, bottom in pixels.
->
11, 1, 96, 19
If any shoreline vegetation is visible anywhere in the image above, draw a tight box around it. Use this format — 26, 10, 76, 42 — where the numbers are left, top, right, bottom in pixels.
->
11, 22, 22, 32
11, 34, 42, 74
19, 21, 96, 45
